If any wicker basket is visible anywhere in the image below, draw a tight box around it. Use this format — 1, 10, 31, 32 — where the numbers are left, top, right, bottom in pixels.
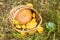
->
9, 5, 42, 34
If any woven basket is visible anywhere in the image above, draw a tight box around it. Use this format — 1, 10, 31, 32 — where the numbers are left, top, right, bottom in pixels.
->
9, 5, 42, 34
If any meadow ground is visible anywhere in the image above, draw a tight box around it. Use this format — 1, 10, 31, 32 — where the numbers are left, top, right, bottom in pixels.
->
0, 0, 60, 40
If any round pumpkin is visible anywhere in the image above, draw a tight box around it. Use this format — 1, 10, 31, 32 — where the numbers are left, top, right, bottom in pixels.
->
16, 8, 32, 24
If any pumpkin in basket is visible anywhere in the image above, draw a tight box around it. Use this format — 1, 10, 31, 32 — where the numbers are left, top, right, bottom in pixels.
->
16, 8, 32, 25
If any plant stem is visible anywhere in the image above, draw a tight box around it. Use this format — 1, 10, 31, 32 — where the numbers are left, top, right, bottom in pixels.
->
53, 33, 55, 40
46, 30, 52, 40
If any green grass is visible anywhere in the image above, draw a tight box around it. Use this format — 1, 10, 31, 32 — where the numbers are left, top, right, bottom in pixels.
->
0, 0, 60, 40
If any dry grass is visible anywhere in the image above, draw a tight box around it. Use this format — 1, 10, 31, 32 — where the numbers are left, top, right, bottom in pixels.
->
0, 0, 60, 40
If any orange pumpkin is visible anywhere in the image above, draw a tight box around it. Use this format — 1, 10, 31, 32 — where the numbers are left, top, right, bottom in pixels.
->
16, 8, 32, 24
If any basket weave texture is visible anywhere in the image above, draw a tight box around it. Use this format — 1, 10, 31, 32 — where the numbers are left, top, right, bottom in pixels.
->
9, 5, 42, 33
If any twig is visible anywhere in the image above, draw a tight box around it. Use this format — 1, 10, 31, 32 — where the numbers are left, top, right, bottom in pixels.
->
53, 33, 55, 40
0, 2, 4, 5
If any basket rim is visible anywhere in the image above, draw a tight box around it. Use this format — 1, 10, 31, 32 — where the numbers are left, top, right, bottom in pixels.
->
9, 5, 42, 33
